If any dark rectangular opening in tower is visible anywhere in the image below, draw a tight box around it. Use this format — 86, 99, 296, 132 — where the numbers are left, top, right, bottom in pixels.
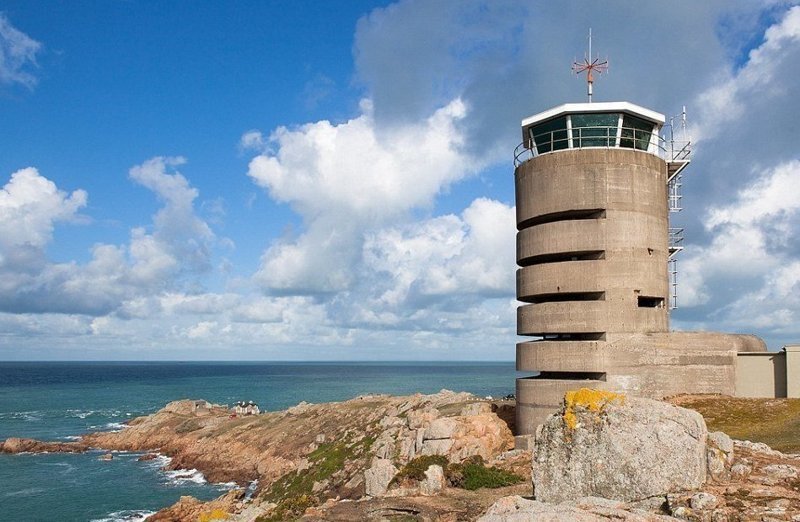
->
520, 208, 606, 229
530, 371, 607, 382
638, 296, 665, 308
521, 250, 605, 267
527, 291, 605, 304
540, 333, 606, 341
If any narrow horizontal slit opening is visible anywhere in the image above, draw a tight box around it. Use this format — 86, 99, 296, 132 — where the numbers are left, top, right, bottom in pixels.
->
519, 208, 606, 229
525, 371, 607, 381
638, 296, 665, 308
537, 333, 606, 341
524, 291, 605, 304
520, 250, 605, 266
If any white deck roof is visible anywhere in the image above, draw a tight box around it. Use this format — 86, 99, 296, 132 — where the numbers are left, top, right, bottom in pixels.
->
521, 102, 666, 129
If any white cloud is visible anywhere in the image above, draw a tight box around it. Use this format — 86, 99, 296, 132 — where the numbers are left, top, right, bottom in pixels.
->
248, 97, 484, 294
680, 160, 800, 326
0, 158, 217, 316
0, 167, 86, 252
692, 5, 800, 142
363, 198, 515, 309
239, 130, 266, 152
129, 156, 215, 274
0, 13, 41, 89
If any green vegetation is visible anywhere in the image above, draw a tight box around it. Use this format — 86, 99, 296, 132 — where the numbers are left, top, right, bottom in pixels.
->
258, 434, 376, 521
447, 455, 524, 490
255, 494, 315, 522
174, 418, 202, 433
393, 455, 523, 491
391, 455, 449, 483
674, 396, 800, 453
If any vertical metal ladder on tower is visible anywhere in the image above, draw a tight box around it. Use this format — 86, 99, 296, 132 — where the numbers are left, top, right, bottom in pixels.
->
666, 108, 691, 310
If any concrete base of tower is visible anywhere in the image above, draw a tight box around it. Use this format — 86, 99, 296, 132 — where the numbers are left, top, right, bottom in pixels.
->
516, 376, 608, 437
514, 331, 767, 439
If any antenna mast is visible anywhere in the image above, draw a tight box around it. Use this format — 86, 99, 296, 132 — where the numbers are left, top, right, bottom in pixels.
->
572, 28, 608, 102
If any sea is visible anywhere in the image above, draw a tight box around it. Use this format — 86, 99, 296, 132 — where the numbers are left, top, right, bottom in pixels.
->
0, 361, 516, 522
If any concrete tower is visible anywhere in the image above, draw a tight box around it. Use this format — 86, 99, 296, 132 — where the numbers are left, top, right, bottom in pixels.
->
513, 102, 766, 437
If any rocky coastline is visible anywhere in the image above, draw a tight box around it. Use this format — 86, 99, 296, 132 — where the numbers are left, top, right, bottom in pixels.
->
2, 390, 799, 521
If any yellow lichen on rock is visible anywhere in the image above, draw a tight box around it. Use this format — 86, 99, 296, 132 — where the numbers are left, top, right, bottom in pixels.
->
563, 388, 625, 430
198, 508, 229, 521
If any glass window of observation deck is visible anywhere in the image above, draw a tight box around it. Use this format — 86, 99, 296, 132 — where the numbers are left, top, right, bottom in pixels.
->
530, 116, 568, 154
571, 113, 618, 147
620, 114, 654, 151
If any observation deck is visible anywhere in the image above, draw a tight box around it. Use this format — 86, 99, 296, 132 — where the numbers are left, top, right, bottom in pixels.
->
513, 102, 690, 178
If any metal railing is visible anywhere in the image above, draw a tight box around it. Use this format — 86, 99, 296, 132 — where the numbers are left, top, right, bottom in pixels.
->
668, 227, 684, 256
514, 125, 691, 167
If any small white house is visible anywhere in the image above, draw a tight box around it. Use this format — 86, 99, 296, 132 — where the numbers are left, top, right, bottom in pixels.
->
232, 400, 260, 416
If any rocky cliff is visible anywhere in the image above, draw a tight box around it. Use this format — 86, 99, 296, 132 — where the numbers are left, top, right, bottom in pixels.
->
1, 390, 521, 520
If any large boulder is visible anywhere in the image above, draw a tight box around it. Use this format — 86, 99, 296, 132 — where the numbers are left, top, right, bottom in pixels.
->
364, 458, 398, 497
533, 389, 707, 503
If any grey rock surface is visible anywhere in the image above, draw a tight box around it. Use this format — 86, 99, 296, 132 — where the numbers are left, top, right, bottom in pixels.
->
423, 417, 458, 440
477, 495, 680, 521
763, 464, 799, 479
420, 464, 445, 496
364, 458, 398, 497
533, 394, 708, 503
690, 492, 718, 510
707, 432, 734, 455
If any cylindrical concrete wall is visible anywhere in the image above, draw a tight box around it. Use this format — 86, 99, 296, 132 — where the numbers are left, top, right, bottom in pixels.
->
515, 148, 669, 341
515, 147, 670, 437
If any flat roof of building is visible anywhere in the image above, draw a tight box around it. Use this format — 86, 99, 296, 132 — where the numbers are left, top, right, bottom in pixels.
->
521, 101, 666, 128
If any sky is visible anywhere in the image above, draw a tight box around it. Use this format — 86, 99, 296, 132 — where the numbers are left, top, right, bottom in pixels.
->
1, 1, 799, 361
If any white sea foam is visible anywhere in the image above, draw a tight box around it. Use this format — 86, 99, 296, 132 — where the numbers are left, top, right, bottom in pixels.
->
67, 409, 96, 419
4, 487, 46, 498
245, 479, 259, 499
90, 509, 156, 522
150, 454, 172, 468
214, 481, 238, 490
89, 421, 128, 432
164, 468, 207, 485
104, 422, 128, 432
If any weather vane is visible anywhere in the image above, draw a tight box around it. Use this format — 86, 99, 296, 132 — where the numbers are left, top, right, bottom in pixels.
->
572, 28, 608, 103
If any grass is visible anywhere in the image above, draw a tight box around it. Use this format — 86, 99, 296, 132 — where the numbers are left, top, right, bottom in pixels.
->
263, 442, 349, 502
174, 418, 202, 434
455, 459, 525, 490
671, 396, 800, 453
391, 455, 449, 484
393, 455, 524, 491
255, 494, 315, 522
258, 433, 376, 520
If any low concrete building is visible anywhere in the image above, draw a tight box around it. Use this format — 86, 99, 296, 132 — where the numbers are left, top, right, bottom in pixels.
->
513, 101, 782, 438
736, 345, 800, 398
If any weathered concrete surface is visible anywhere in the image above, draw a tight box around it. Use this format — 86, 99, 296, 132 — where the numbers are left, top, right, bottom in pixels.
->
515, 148, 670, 337
533, 391, 707, 503
512, 138, 771, 438
515, 331, 765, 435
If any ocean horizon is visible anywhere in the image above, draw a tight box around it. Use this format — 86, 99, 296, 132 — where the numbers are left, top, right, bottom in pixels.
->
0, 361, 518, 521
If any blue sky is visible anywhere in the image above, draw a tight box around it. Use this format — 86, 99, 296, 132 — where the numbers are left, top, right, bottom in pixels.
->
1, 1, 799, 360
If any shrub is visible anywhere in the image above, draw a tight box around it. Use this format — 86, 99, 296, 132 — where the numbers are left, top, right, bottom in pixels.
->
457, 460, 524, 490
393, 454, 523, 491
255, 494, 315, 522
392, 455, 449, 484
